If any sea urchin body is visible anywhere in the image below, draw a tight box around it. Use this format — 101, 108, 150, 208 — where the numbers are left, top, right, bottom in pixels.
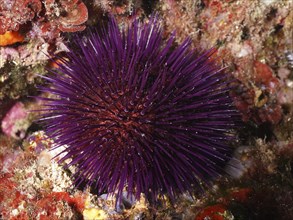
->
40, 16, 239, 202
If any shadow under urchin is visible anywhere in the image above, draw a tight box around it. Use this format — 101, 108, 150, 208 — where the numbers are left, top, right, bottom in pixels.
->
39, 15, 240, 203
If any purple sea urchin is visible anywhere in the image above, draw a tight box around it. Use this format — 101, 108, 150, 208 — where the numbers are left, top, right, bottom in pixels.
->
39, 16, 239, 203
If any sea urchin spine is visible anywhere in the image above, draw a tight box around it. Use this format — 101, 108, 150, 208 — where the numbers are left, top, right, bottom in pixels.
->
39, 16, 239, 203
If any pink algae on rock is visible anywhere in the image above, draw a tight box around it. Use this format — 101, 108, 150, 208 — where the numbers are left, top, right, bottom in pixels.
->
0, 0, 42, 34
52, 0, 88, 32
0, 0, 88, 37
0, 131, 86, 220
231, 61, 282, 125
1, 102, 29, 139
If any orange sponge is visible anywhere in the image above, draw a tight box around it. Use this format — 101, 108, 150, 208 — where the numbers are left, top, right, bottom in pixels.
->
0, 31, 24, 46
